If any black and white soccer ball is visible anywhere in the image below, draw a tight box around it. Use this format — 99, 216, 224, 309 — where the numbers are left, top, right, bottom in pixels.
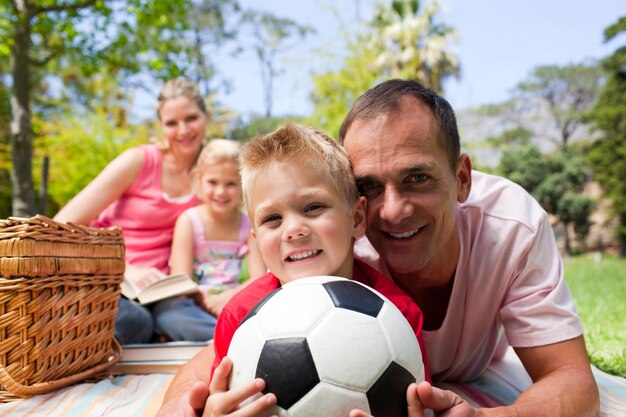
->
227, 275, 425, 417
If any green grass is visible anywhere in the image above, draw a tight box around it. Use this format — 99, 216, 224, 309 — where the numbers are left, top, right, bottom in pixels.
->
564, 255, 626, 377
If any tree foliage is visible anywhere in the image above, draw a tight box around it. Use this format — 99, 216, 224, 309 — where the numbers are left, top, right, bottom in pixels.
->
368, 0, 459, 92
587, 16, 626, 257
308, 0, 458, 137
514, 62, 604, 147
240, 10, 314, 118
308, 42, 381, 138
499, 140, 595, 256
2, 0, 239, 216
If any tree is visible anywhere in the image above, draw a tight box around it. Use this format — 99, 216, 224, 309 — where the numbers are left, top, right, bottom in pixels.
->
514, 62, 604, 148
241, 10, 314, 118
587, 16, 626, 257
2, 0, 237, 216
499, 143, 596, 256
308, 40, 381, 137
368, 0, 459, 92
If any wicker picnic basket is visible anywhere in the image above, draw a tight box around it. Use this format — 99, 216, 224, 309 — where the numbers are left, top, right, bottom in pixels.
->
0, 215, 124, 402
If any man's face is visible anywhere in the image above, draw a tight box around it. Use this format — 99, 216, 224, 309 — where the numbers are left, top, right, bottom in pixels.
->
343, 97, 470, 279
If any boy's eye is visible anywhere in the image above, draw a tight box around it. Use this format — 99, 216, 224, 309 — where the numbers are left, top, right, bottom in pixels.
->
305, 203, 326, 214
261, 214, 281, 225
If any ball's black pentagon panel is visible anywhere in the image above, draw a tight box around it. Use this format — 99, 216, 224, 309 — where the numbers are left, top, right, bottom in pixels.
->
323, 280, 384, 317
366, 361, 415, 417
256, 337, 320, 410
241, 287, 282, 325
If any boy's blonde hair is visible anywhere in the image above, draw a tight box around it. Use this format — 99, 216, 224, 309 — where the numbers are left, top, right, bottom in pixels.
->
197, 138, 242, 176
241, 123, 359, 218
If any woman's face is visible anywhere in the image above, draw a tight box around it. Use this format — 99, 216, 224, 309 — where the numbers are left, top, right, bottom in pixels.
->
159, 95, 207, 155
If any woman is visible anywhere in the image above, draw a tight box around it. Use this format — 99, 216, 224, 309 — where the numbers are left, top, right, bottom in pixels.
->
55, 78, 206, 344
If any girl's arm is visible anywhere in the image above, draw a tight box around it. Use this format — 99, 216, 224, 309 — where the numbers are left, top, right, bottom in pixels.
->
246, 234, 267, 280
169, 211, 195, 278
54, 147, 144, 224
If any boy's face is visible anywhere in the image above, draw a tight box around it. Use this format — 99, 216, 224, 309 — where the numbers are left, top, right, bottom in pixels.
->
250, 161, 366, 285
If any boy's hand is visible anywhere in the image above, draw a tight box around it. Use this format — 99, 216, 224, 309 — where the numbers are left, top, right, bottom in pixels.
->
349, 382, 436, 417
204, 357, 279, 417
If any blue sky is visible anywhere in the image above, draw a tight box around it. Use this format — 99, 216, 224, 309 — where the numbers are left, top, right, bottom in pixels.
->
211, 0, 624, 117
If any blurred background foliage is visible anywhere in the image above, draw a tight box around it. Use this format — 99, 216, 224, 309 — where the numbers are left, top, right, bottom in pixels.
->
0, 0, 625, 257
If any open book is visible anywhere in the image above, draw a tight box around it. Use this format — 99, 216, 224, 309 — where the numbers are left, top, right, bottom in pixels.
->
120, 272, 199, 305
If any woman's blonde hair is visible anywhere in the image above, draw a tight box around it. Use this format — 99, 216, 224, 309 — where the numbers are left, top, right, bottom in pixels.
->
156, 78, 208, 119
240, 123, 359, 217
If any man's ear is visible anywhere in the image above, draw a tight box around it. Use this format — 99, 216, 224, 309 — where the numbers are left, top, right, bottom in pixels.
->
456, 153, 472, 203
352, 196, 367, 239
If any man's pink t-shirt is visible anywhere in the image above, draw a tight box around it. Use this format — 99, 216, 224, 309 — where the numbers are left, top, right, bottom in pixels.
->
355, 170, 583, 382
92, 144, 201, 273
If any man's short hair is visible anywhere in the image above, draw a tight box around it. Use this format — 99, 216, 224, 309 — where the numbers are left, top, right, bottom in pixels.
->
339, 79, 461, 169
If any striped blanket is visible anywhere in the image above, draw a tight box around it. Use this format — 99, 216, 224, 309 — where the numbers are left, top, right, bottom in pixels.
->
0, 352, 624, 416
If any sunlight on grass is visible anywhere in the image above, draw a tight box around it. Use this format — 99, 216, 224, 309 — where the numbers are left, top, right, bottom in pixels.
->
564, 255, 626, 377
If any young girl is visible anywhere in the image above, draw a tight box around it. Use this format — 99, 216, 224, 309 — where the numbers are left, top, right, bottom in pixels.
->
162, 139, 266, 341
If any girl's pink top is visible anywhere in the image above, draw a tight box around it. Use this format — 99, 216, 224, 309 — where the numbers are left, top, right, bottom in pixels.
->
92, 144, 201, 272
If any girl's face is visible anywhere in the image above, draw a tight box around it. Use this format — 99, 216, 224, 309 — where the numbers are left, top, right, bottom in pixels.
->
159, 95, 207, 156
199, 160, 242, 216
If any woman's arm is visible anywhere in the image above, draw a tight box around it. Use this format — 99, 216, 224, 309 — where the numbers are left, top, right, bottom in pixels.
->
54, 147, 144, 224
169, 211, 195, 278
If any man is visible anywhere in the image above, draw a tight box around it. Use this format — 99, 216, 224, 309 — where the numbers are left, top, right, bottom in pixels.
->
157, 79, 599, 417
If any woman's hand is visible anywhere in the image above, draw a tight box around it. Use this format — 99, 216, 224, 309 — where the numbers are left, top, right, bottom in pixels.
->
125, 263, 166, 291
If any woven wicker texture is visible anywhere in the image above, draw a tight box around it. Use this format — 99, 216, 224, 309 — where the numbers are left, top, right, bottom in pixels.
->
0, 215, 124, 401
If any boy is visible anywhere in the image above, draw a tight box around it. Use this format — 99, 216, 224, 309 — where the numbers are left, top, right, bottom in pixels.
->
208, 123, 429, 416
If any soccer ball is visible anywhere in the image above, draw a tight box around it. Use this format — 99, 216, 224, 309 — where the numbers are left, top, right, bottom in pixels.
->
227, 276, 425, 417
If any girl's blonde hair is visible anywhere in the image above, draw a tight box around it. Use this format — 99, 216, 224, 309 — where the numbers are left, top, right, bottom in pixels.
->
240, 123, 359, 218
197, 138, 242, 176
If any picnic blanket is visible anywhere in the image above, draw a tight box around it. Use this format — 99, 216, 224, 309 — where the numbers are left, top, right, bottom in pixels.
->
0, 350, 624, 416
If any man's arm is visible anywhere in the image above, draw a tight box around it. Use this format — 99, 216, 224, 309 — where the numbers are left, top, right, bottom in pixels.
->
157, 344, 215, 417
511, 336, 599, 416
414, 336, 599, 417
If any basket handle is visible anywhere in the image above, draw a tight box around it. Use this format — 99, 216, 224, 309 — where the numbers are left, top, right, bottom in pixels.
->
0, 339, 122, 398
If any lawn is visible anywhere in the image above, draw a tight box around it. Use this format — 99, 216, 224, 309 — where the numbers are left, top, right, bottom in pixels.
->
564, 254, 626, 377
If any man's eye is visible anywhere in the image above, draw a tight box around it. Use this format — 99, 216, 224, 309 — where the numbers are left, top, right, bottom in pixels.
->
357, 181, 378, 194
409, 174, 428, 183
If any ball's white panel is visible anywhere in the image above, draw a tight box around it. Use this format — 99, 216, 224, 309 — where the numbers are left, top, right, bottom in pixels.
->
307, 308, 391, 391
228, 317, 266, 393
377, 302, 425, 382
287, 382, 370, 417
255, 283, 335, 338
